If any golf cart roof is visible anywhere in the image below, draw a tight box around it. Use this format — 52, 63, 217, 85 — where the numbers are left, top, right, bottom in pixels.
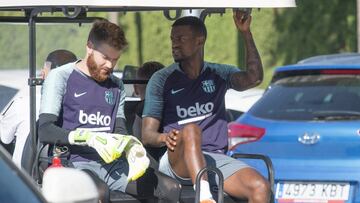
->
0, 0, 296, 11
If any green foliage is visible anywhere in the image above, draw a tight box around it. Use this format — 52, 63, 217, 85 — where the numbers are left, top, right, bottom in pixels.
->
118, 11, 174, 68
0, 24, 28, 69
273, 0, 357, 66
137, 12, 173, 66
204, 11, 238, 66
0, 1, 357, 89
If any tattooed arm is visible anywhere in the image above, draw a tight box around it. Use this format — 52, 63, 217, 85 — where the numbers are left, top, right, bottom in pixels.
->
230, 10, 263, 91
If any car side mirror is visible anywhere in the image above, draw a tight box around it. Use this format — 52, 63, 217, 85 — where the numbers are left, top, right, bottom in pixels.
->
42, 168, 99, 203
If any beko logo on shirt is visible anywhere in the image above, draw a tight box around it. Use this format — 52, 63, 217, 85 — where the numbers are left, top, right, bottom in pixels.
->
176, 102, 214, 118
79, 110, 111, 126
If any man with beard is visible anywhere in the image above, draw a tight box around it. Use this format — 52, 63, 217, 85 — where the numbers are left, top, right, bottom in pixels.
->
38, 20, 180, 202
142, 11, 270, 203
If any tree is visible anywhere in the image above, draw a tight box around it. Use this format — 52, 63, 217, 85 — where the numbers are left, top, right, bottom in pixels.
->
273, 0, 356, 65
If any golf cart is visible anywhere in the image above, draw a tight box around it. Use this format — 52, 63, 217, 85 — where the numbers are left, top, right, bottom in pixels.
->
0, 1, 296, 202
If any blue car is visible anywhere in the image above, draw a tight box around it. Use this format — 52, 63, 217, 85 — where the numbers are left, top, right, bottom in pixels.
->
228, 53, 360, 203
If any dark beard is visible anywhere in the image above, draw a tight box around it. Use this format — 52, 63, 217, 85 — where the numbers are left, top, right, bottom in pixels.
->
172, 53, 184, 63
87, 54, 108, 82
173, 55, 183, 63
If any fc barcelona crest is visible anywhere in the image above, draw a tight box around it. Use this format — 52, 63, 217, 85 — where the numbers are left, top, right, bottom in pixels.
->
201, 80, 216, 93
105, 90, 115, 105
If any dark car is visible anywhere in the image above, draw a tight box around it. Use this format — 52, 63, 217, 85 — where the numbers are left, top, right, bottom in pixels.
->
228, 53, 360, 203
0, 145, 45, 203
0, 141, 100, 203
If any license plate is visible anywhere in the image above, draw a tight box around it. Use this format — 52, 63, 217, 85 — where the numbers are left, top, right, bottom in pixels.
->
276, 181, 350, 202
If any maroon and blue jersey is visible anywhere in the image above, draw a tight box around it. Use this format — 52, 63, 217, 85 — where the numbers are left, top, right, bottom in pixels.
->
40, 62, 125, 160
143, 62, 240, 153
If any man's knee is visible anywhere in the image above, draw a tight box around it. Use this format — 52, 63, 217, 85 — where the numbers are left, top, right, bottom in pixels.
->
230, 168, 271, 202
181, 123, 202, 143
251, 176, 271, 202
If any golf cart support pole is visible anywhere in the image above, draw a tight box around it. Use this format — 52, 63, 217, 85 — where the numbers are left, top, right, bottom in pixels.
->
195, 166, 224, 203
28, 8, 39, 180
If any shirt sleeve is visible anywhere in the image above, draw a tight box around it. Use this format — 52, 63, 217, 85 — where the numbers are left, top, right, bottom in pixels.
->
38, 65, 73, 144
0, 97, 27, 144
40, 66, 72, 116
142, 70, 167, 120
207, 62, 241, 89
116, 80, 126, 119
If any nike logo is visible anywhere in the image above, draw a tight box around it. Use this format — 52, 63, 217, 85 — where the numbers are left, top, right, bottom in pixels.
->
74, 92, 87, 98
171, 88, 184, 94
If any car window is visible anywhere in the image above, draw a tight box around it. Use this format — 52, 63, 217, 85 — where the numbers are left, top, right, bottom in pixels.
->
0, 85, 18, 113
114, 68, 140, 99
250, 74, 360, 121
226, 109, 244, 122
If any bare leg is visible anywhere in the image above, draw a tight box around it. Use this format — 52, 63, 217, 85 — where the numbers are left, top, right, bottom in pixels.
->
166, 123, 270, 203
224, 168, 271, 203
167, 123, 207, 183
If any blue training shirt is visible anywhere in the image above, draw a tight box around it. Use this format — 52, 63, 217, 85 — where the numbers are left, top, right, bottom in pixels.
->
143, 62, 240, 153
40, 61, 126, 161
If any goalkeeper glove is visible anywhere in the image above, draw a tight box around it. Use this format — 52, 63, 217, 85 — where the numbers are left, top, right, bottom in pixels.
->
69, 129, 150, 180
68, 129, 129, 164
123, 137, 150, 181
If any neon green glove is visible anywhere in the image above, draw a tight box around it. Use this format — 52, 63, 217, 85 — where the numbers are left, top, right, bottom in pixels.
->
69, 130, 149, 179
68, 129, 130, 164
126, 144, 150, 181
123, 137, 150, 181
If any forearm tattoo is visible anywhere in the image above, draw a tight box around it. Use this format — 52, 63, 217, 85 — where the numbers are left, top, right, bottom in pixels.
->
231, 31, 263, 91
